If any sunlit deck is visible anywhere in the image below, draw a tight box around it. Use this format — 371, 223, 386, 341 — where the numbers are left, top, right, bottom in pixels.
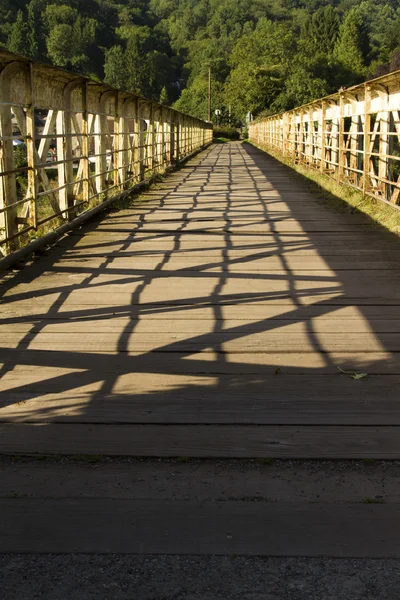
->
1, 141, 400, 458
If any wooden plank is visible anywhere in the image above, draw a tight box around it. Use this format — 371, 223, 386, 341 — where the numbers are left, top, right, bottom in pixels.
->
1, 499, 400, 557
3, 293, 400, 308
4, 278, 400, 303
0, 349, 398, 374
96, 220, 369, 233
2, 378, 400, 424
19, 265, 400, 281
0, 331, 399, 352
2, 305, 400, 321
69, 230, 396, 241
105, 209, 356, 218
2, 318, 400, 334
58, 238, 400, 255
1, 423, 400, 458
4, 269, 400, 286
40, 256, 400, 271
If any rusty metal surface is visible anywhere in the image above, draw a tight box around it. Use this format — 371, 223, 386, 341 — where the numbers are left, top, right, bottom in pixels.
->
0, 49, 213, 256
249, 71, 400, 209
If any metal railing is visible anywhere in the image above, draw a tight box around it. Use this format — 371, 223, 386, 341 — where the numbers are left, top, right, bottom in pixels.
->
249, 70, 400, 210
0, 49, 213, 256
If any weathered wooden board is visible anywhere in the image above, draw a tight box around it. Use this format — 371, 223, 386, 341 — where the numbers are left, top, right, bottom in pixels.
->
0, 424, 400, 458
92, 220, 370, 234
4, 278, 400, 305
0, 331, 398, 352
103, 210, 363, 221
58, 240, 400, 256
0, 349, 397, 374
1, 381, 400, 425
2, 318, 400, 335
34, 255, 400, 272
3, 294, 400, 313
3, 304, 400, 321
1, 499, 399, 556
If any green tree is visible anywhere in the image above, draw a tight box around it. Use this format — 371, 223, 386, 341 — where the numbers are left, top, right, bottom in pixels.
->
44, 4, 78, 30
119, 25, 154, 92
300, 6, 340, 58
8, 9, 30, 55
159, 86, 169, 104
104, 45, 128, 89
144, 49, 175, 99
0, 0, 22, 45
225, 18, 296, 118
27, 0, 46, 60
334, 7, 370, 83
272, 67, 329, 111
46, 23, 75, 67
45, 7, 98, 72
174, 75, 225, 121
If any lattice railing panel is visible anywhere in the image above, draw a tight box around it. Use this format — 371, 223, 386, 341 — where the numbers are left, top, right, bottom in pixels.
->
0, 50, 212, 255
249, 73, 400, 210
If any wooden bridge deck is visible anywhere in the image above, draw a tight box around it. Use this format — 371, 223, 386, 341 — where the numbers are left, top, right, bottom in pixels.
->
1, 141, 400, 458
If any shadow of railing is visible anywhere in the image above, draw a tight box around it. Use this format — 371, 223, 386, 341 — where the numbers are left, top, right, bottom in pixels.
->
1, 141, 400, 434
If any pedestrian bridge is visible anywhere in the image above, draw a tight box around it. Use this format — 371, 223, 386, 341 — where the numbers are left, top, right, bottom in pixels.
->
1, 139, 400, 458
1, 51, 400, 459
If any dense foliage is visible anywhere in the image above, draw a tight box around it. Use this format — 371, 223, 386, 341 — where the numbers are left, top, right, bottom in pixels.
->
1, 0, 400, 123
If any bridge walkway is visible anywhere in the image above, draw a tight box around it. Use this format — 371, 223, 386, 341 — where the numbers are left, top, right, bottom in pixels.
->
2, 141, 400, 557
1, 141, 400, 458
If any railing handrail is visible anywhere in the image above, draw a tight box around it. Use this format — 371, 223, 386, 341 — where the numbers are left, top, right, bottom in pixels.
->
253, 68, 400, 122
0, 46, 210, 124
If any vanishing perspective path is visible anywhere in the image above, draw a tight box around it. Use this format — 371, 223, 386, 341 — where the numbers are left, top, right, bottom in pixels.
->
1, 141, 400, 565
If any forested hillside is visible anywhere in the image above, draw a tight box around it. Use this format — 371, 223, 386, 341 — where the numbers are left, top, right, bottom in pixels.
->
1, 0, 400, 122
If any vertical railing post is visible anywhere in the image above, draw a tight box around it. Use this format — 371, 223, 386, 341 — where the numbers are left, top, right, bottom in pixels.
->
153, 107, 159, 171
138, 101, 145, 181
299, 110, 304, 163
161, 107, 166, 168
148, 103, 154, 173
320, 101, 326, 174
120, 98, 130, 187
157, 107, 162, 170
0, 64, 20, 252
133, 97, 140, 183
176, 114, 181, 163
58, 81, 79, 218
56, 98, 68, 216
93, 95, 107, 198
287, 113, 292, 158
182, 115, 185, 157
378, 88, 389, 197
81, 81, 89, 206
170, 110, 175, 164
307, 109, 313, 165
26, 63, 38, 230
348, 98, 358, 183
113, 91, 121, 191
282, 115, 287, 155
338, 93, 345, 184
331, 101, 340, 177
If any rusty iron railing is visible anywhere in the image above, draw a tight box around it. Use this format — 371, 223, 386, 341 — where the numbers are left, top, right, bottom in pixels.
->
249, 71, 400, 210
0, 49, 213, 256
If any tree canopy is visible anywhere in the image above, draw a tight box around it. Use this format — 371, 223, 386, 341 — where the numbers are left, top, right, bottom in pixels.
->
1, 0, 399, 123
